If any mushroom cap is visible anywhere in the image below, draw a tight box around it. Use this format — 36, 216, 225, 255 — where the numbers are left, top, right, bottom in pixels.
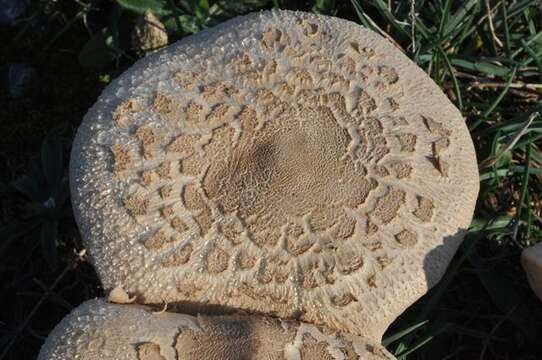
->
38, 299, 395, 359
70, 10, 479, 339
521, 242, 542, 301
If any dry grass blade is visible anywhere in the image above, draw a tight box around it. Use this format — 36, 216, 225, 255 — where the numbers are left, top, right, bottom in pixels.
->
478, 112, 539, 170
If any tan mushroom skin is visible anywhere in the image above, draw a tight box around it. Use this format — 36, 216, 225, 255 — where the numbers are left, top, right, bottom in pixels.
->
39, 299, 394, 359
41, 9, 479, 359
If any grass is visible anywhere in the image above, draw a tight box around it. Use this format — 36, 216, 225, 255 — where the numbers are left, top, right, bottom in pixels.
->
0, 0, 541, 358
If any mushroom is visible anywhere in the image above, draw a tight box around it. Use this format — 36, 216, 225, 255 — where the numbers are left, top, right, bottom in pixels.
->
522, 243, 542, 301
39, 299, 394, 359
108, 285, 136, 304
43, 9, 479, 359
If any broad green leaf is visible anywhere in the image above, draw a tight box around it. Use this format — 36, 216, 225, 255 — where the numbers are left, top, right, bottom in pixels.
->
78, 27, 117, 69
470, 216, 513, 231
195, 0, 210, 21
116, 0, 170, 16
213, 0, 270, 16
495, 149, 513, 168
312, 0, 334, 14
450, 58, 511, 77
163, 15, 200, 34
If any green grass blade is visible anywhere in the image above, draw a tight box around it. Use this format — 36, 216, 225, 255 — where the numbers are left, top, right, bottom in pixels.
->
437, 45, 464, 109
470, 66, 518, 131
368, 0, 411, 39
505, 0, 537, 18
383, 320, 429, 346
450, 58, 511, 77
350, 0, 379, 32
396, 331, 444, 358
512, 134, 532, 240
116, 0, 171, 15
441, 0, 478, 40
501, 0, 512, 59
520, 40, 542, 82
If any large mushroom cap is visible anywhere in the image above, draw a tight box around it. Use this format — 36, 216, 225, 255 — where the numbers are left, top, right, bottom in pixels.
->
70, 10, 479, 339
38, 299, 395, 359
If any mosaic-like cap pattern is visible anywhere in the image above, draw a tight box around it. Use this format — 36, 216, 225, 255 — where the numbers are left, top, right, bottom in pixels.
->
38, 299, 394, 359
70, 10, 479, 339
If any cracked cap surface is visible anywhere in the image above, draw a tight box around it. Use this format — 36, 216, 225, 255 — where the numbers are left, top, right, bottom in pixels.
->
70, 10, 479, 339
38, 299, 395, 359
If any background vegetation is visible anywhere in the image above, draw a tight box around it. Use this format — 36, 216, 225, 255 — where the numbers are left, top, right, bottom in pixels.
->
1, 0, 541, 358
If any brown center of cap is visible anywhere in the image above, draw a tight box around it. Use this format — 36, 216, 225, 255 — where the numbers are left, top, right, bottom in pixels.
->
203, 105, 376, 250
